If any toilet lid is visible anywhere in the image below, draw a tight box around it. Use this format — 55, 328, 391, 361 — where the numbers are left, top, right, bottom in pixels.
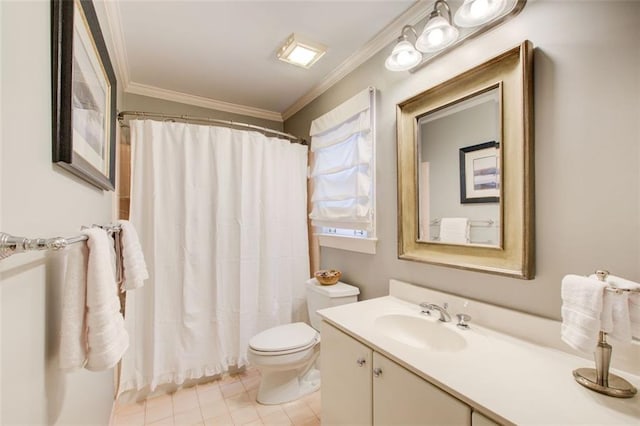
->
249, 322, 318, 352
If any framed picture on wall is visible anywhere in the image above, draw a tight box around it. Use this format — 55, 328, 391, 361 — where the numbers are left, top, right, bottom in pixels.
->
459, 141, 500, 204
52, 0, 117, 191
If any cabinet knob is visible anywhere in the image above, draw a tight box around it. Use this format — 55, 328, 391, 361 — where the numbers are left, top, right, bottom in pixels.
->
373, 367, 383, 377
356, 358, 366, 367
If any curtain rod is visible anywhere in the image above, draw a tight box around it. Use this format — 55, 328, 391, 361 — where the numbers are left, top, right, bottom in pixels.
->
117, 111, 307, 145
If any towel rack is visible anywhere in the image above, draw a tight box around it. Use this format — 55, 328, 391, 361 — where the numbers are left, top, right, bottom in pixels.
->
430, 236, 495, 245
429, 218, 497, 227
572, 270, 638, 398
0, 224, 122, 260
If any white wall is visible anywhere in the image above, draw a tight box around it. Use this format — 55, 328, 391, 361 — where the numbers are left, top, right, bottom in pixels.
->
285, 1, 640, 320
1, 1, 115, 424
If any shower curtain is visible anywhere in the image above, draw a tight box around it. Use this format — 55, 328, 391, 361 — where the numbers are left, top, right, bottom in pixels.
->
119, 119, 310, 393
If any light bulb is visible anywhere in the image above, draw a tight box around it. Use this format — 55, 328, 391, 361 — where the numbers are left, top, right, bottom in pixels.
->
454, 0, 508, 27
396, 50, 419, 66
385, 39, 422, 71
470, 0, 490, 19
427, 28, 444, 46
415, 16, 459, 53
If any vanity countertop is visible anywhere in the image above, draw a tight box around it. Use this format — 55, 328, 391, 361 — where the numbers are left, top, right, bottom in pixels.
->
318, 294, 640, 425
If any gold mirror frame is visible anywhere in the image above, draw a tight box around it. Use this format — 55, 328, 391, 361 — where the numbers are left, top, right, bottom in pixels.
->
397, 41, 534, 279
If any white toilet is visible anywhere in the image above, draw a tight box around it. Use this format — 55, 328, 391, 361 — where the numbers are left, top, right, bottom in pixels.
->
247, 278, 359, 405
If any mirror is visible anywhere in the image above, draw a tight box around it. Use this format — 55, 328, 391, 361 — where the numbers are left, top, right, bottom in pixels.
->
397, 41, 534, 279
417, 85, 501, 247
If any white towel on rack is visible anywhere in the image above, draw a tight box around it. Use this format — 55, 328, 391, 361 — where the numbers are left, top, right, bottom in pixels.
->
439, 218, 470, 244
59, 243, 89, 370
630, 293, 640, 341
117, 220, 149, 291
591, 273, 640, 341
602, 291, 632, 344
83, 228, 129, 371
560, 274, 607, 354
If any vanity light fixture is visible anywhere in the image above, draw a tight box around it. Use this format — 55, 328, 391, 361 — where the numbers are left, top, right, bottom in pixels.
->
385, 0, 525, 72
277, 33, 327, 69
384, 25, 423, 71
415, 0, 459, 53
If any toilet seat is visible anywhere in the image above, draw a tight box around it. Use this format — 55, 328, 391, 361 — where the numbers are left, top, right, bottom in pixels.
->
249, 322, 319, 355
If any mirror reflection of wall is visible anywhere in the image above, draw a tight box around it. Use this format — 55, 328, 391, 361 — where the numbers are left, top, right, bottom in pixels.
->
417, 86, 501, 247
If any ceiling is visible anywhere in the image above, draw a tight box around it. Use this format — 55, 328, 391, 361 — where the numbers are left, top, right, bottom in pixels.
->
103, 0, 423, 121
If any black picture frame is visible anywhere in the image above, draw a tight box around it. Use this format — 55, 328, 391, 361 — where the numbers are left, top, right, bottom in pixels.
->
459, 141, 500, 204
52, 0, 117, 191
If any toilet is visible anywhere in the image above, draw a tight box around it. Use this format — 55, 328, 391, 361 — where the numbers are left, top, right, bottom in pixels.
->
247, 278, 360, 405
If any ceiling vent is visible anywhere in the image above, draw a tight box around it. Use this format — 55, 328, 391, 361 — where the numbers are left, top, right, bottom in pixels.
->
277, 33, 326, 69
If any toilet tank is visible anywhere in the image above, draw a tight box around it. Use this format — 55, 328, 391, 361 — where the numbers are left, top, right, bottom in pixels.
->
306, 278, 359, 331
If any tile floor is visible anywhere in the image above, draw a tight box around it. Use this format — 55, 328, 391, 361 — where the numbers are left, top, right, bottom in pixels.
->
112, 367, 321, 426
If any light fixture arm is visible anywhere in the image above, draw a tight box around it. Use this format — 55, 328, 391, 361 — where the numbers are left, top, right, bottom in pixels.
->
398, 24, 418, 42
430, 0, 453, 23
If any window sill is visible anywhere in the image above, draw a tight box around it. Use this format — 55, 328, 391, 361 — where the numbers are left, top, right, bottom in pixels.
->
316, 234, 377, 254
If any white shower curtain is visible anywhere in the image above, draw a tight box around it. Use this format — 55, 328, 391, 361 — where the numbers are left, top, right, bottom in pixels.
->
119, 119, 310, 393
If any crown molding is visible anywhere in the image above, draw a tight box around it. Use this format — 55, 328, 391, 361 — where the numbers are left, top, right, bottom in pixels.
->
102, 0, 282, 122
125, 82, 284, 122
102, 0, 426, 124
103, 0, 130, 89
282, 0, 429, 120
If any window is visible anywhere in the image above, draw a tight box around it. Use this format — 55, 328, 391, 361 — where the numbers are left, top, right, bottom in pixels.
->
309, 87, 377, 254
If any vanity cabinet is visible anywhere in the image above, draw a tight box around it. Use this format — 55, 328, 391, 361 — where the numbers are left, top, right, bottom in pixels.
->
321, 321, 472, 425
321, 319, 373, 425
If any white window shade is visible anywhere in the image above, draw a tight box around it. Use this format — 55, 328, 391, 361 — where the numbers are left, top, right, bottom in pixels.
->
309, 87, 375, 233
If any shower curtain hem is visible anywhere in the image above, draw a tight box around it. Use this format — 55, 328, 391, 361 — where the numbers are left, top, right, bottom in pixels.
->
118, 356, 250, 396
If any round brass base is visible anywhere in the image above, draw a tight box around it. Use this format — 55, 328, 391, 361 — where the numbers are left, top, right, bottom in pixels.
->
573, 368, 637, 398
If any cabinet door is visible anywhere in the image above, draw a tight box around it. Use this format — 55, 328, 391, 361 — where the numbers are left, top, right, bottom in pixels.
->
321, 322, 373, 425
373, 353, 471, 426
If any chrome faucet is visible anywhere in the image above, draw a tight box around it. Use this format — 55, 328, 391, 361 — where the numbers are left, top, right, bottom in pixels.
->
419, 302, 451, 322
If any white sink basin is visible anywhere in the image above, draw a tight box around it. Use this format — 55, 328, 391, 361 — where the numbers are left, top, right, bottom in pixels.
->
374, 314, 467, 352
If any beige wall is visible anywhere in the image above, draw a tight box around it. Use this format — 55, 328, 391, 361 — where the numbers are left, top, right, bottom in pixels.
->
1, 1, 116, 424
285, 1, 640, 320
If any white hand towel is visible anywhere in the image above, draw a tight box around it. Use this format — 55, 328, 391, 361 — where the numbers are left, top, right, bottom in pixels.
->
591, 273, 640, 341
83, 228, 129, 371
630, 293, 640, 340
117, 220, 149, 292
560, 274, 607, 354
59, 243, 89, 370
439, 218, 470, 244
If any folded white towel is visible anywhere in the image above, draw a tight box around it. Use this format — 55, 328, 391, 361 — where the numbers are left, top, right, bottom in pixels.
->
590, 273, 640, 341
59, 243, 89, 370
83, 228, 129, 371
630, 293, 640, 340
561, 274, 607, 354
117, 220, 149, 292
602, 291, 631, 344
439, 218, 470, 244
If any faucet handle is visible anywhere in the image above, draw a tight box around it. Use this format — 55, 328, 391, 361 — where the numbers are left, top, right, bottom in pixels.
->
456, 313, 471, 329
419, 302, 431, 315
